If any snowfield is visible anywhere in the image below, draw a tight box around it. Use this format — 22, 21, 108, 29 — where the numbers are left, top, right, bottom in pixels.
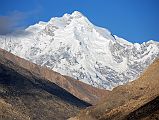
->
0, 11, 159, 90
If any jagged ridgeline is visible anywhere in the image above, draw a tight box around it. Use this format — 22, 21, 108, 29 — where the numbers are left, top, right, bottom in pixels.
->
0, 11, 159, 90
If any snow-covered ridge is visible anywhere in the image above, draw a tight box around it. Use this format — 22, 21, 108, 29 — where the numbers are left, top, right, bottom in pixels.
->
0, 11, 159, 90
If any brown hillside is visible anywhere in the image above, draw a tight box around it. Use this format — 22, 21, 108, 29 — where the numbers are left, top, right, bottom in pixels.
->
71, 59, 159, 120
0, 48, 108, 105
0, 50, 91, 120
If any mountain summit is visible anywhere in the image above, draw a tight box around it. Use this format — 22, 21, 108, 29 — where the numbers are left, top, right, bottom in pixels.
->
0, 11, 159, 90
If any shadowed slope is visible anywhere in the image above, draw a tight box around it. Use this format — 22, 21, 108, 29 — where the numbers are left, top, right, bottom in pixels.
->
0, 49, 92, 120
0, 48, 108, 105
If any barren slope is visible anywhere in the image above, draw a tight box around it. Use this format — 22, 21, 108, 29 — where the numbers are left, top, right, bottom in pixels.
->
0, 50, 93, 120
71, 59, 159, 120
0, 48, 108, 105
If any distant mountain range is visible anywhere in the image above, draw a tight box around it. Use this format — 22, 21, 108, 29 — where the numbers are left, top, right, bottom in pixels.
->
0, 11, 159, 90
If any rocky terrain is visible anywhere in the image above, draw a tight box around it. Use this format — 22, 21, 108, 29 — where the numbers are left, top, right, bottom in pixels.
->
70, 59, 159, 120
0, 11, 158, 90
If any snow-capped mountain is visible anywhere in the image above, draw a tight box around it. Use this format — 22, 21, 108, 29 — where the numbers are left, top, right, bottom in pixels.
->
0, 11, 159, 90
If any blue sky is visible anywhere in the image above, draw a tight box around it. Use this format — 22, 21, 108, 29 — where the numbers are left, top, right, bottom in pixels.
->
0, 0, 159, 43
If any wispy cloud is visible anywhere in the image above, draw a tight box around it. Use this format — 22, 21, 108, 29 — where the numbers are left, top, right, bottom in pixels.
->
0, 5, 42, 35
0, 11, 25, 35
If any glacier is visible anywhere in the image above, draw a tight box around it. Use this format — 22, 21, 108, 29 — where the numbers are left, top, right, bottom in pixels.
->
0, 11, 159, 90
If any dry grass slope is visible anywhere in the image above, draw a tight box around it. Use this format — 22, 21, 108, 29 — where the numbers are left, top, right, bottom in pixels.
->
71, 59, 159, 120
